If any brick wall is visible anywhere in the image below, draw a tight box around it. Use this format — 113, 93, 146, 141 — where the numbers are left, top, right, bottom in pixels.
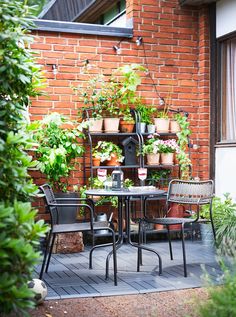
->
30, 0, 211, 217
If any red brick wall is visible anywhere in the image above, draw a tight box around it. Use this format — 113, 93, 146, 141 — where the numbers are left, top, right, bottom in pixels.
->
30, 0, 211, 217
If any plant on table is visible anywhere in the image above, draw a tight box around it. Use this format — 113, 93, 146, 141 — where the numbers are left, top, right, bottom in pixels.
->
93, 141, 124, 164
0, 1, 48, 314
31, 112, 85, 192
80, 176, 134, 209
158, 139, 180, 154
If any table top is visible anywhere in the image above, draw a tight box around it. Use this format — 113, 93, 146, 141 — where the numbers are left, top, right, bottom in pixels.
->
85, 187, 166, 197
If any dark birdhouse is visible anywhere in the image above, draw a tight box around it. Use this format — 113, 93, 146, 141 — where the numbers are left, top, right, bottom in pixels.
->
121, 137, 138, 165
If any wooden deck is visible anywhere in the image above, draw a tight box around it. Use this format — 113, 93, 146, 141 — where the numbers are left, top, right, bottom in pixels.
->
34, 239, 222, 300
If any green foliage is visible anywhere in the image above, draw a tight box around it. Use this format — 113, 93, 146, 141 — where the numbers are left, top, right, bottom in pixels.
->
79, 176, 134, 209
198, 260, 236, 317
31, 113, 85, 192
0, 201, 48, 315
175, 113, 192, 179
147, 169, 171, 187
92, 141, 124, 163
200, 193, 236, 256
136, 101, 156, 125
0, 1, 48, 315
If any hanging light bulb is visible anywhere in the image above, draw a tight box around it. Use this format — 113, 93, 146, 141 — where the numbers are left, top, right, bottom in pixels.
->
52, 64, 58, 75
135, 36, 143, 46
159, 97, 165, 106
113, 45, 122, 55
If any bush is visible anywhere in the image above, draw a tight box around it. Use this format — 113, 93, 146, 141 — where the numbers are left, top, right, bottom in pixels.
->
199, 260, 236, 317
0, 0, 48, 315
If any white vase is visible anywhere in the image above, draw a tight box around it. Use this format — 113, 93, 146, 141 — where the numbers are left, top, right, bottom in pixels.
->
146, 153, 160, 165
170, 120, 180, 133
161, 153, 174, 165
103, 118, 120, 133
154, 118, 170, 133
147, 124, 156, 134
137, 122, 146, 134
88, 118, 103, 132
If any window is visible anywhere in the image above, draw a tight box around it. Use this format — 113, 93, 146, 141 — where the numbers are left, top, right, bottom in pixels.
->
220, 37, 236, 142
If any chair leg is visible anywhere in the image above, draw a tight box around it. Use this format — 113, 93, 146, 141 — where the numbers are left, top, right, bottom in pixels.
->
110, 228, 117, 286
167, 225, 173, 260
39, 232, 52, 279
181, 224, 187, 277
45, 234, 56, 273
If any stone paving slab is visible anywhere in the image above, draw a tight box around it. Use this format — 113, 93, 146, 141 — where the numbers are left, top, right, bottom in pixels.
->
34, 240, 222, 300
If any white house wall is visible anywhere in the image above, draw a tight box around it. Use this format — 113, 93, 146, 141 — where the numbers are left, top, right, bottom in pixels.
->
215, 147, 236, 200
216, 0, 236, 38
215, 0, 236, 200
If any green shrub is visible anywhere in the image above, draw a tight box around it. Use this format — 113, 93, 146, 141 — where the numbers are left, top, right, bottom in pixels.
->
199, 260, 236, 317
0, 0, 48, 315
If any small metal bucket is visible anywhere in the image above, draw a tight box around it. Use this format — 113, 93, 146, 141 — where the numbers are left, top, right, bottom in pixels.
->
95, 213, 109, 235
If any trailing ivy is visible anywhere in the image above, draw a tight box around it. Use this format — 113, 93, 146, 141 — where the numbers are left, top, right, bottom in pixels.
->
0, 1, 48, 315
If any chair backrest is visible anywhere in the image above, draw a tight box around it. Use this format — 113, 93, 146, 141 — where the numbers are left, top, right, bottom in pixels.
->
167, 179, 214, 205
40, 184, 60, 225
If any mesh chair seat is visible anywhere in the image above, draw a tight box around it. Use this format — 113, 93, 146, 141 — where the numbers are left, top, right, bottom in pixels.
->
52, 221, 109, 234
138, 179, 215, 278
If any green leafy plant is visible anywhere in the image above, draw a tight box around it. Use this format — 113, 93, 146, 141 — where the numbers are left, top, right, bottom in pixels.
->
31, 113, 85, 192
198, 259, 236, 317
147, 169, 171, 187
93, 141, 124, 163
141, 134, 162, 155
0, 1, 48, 315
136, 101, 156, 125
200, 193, 236, 256
175, 113, 192, 179
79, 176, 134, 209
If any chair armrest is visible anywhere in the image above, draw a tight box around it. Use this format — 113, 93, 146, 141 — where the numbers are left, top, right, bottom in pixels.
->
48, 202, 94, 223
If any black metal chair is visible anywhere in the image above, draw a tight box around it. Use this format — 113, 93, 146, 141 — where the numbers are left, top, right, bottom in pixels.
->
138, 179, 215, 277
39, 184, 117, 285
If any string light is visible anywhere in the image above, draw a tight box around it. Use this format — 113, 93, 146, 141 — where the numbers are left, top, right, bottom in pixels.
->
136, 36, 143, 46
113, 45, 122, 55
52, 64, 58, 75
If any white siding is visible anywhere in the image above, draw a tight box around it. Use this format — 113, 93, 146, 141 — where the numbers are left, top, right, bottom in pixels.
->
216, 0, 236, 38
215, 147, 236, 200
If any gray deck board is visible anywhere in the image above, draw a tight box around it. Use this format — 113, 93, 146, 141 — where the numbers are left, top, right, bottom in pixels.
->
35, 240, 222, 300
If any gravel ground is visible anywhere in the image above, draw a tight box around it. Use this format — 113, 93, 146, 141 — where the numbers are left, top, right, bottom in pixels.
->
30, 288, 208, 317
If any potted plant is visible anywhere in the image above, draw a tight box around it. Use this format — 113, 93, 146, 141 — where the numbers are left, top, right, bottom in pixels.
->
154, 95, 170, 133
93, 141, 124, 166
77, 76, 104, 132
119, 106, 135, 133
158, 139, 180, 165
115, 64, 147, 133
31, 112, 85, 223
136, 101, 156, 134
141, 134, 162, 165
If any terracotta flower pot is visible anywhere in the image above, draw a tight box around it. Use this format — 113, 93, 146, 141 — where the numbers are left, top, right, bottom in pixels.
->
120, 120, 135, 133
92, 157, 101, 166
106, 153, 121, 166
167, 203, 185, 231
